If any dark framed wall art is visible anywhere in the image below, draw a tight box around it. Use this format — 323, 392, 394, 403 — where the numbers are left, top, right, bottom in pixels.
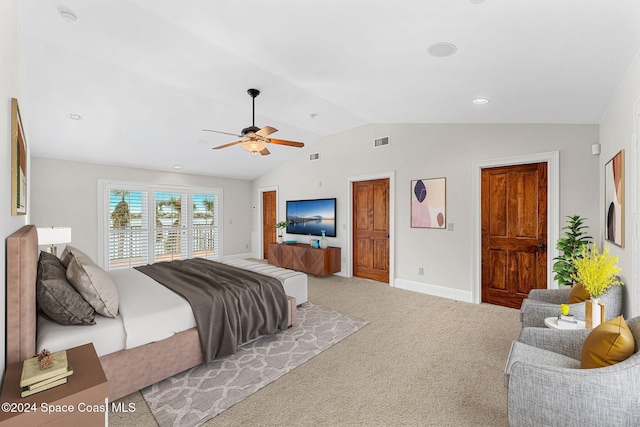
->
411, 177, 446, 229
604, 149, 624, 247
11, 98, 27, 216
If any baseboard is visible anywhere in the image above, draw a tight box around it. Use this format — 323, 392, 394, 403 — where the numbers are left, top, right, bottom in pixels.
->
394, 278, 473, 303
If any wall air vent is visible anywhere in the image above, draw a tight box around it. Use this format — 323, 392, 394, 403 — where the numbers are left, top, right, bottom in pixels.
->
374, 136, 390, 148
309, 152, 320, 161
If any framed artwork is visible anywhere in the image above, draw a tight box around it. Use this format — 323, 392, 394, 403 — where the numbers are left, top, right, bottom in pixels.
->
11, 98, 27, 216
605, 149, 624, 247
411, 177, 446, 228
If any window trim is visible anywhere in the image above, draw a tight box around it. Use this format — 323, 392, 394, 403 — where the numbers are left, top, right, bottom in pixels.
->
97, 179, 224, 269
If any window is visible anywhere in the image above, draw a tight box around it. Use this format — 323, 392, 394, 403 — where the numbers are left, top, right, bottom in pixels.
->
108, 189, 149, 268
99, 180, 222, 270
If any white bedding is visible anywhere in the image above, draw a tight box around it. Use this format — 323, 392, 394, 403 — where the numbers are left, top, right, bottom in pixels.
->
37, 311, 125, 357
108, 268, 196, 349
37, 269, 196, 357
37, 259, 307, 358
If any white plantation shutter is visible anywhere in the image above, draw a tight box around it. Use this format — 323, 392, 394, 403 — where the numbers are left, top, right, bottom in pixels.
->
100, 181, 222, 270
107, 190, 149, 269
192, 194, 219, 260
153, 192, 188, 262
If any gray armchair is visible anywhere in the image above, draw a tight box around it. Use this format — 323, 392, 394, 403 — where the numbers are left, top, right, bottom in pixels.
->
504, 317, 640, 427
520, 284, 623, 327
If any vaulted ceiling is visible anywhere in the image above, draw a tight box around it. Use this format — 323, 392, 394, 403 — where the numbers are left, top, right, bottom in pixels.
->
18, 0, 640, 179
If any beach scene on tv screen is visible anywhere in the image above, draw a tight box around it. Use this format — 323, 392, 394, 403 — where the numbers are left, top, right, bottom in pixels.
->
286, 199, 336, 237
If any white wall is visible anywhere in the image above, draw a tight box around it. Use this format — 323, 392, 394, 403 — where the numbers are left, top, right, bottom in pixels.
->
1, 0, 29, 382
252, 123, 600, 301
599, 51, 640, 318
30, 158, 253, 261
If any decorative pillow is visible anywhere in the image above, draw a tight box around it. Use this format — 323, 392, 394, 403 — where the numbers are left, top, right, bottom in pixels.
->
61, 245, 119, 317
36, 251, 96, 325
581, 316, 635, 369
568, 282, 590, 304
59, 246, 74, 268
39, 250, 62, 266
627, 317, 640, 353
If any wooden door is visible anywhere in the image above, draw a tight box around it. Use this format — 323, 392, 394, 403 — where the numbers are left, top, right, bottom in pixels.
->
353, 178, 390, 283
481, 163, 548, 308
262, 191, 277, 259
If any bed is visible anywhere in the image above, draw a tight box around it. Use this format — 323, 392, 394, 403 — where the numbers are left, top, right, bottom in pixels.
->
6, 225, 307, 401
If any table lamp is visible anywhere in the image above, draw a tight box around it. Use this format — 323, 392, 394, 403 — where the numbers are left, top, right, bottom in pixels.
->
36, 227, 72, 256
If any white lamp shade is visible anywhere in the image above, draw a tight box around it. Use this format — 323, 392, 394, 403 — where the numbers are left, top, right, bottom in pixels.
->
37, 227, 72, 245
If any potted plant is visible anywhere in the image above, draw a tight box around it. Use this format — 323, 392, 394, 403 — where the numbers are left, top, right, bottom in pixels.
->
275, 220, 289, 244
552, 215, 593, 287
572, 243, 623, 327
572, 244, 623, 299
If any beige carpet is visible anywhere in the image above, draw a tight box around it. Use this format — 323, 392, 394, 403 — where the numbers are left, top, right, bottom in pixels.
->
109, 275, 521, 427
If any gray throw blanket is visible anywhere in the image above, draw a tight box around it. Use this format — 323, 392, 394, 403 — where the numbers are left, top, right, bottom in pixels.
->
135, 258, 288, 362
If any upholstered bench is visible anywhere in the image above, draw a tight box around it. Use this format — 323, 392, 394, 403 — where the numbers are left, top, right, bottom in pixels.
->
223, 259, 308, 305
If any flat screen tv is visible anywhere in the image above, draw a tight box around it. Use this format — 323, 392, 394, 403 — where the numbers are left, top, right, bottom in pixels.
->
286, 198, 336, 237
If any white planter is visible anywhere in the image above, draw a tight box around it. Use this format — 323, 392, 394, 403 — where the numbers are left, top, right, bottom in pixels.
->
586, 298, 604, 328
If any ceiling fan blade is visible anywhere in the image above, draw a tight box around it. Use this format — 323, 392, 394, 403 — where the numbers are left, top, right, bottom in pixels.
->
259, 147, 271, 156
256, 126, 278, 137
203, 129, 244, 138
212, 140, 243, 149
268, 138, 305, 148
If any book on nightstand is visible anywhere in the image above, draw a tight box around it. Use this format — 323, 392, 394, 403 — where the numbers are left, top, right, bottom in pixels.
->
19, 350, 74, 397
20, 373, 71, 398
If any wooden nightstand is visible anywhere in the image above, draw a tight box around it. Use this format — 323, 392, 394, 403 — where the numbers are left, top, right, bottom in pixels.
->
0, 343, 108, 427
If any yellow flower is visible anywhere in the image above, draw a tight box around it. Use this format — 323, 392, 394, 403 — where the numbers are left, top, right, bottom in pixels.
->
571, 244, 623, 298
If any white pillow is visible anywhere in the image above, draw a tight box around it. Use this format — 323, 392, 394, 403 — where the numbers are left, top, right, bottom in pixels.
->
61, 246, 119, 317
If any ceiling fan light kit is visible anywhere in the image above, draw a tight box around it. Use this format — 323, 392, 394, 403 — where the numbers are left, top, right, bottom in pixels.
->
242, 140, 267, 155
203, 88, 304, 156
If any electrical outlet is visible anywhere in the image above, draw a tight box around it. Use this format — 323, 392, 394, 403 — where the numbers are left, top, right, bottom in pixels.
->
418, 267, 424, 275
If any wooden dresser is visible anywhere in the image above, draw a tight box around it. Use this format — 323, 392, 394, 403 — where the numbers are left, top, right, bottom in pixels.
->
268, 243, 341, 276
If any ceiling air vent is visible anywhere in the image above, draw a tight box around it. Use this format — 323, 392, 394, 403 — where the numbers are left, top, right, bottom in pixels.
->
374, 136, 390, 148
309, 152, 320, 161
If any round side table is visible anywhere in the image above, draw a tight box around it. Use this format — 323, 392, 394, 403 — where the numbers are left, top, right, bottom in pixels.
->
544, 316, 586, 329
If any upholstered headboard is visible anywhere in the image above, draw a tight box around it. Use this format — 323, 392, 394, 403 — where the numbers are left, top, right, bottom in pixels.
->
6, 225, 38, 365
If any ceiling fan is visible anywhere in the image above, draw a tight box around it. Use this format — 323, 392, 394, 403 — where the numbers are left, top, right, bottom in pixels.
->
203, 88, 305, 156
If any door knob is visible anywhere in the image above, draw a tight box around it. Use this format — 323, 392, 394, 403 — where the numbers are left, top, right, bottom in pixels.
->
537, 243, 546, 249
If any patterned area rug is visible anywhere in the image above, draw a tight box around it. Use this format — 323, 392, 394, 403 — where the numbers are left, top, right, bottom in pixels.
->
141, 302, 368, 427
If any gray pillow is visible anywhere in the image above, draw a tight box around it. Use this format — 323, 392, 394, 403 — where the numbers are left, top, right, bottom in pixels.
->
39, 250, 63, 266
36, 251, 96, 325
61, 245, 119, 317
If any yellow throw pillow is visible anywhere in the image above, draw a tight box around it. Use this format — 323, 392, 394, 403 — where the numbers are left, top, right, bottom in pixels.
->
581, 316, 635, 369
568, 282, 590, 304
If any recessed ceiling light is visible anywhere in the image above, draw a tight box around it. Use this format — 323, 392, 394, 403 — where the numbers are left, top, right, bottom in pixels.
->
472, 98, 490, 105
66, 113, 82, 120
59, 9, 79, 24
428, 42, 458, 57
173, 164, 183, 170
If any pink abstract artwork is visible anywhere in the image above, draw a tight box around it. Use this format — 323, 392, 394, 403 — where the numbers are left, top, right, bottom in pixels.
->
411, 178, 446, 229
